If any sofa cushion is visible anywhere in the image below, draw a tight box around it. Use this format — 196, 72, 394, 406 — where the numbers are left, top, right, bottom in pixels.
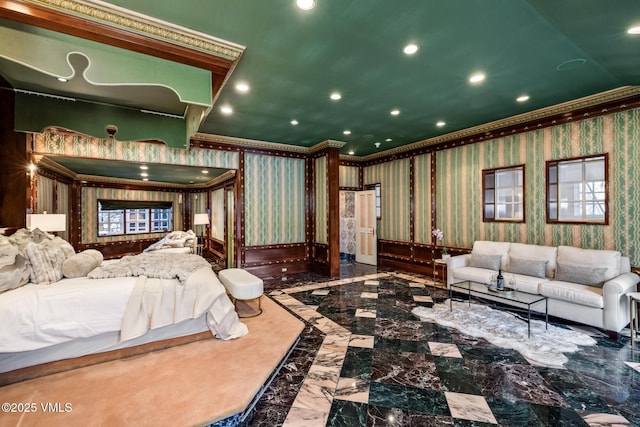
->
471, 241, 511, 270
539, 281, 604, 308
557, 246, 621, 282
451, 266, 497, 285
470, 254, 502, 271
509, 243, 558, 278
507, 256, 548, 279
505, 273, 548, 294
554, 262, 607, 287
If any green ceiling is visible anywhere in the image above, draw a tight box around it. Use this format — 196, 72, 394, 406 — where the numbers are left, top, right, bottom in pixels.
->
48, 157, 229, 185
1, 0, 640, 162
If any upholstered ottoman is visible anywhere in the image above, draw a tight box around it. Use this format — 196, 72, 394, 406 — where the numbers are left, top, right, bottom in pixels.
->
218, 268, 264, 317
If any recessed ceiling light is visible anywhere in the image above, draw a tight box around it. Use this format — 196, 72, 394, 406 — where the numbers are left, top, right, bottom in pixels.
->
343, 130, 351, 135
390, 109, 400, 116
291, 119, 299, 125
220, 105, 233, 115
140, 172, 148, 177
348, 150, 354, 155
628, 25, 640, 34
142, 178, 149, 181
374, 142, 381, 148
235, 82, 250, 93
516, 95, 530, 102
202, 170, 209, 174
469, 72, 486, 84
296, 0, 315, 10
330, 92, 342, 101
385, 138, 392, 142
403, 43, 419, 55
436, 121, 446, 127
57, 77, 68, 83
140, 165, 148, 170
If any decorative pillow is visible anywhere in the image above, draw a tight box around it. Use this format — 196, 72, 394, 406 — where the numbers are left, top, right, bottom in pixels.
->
23, 238, 75, 285
506, 256, 548, 279
554, 262, 608, 287
469, 253, 502, 271
0, 243, 30, 292
62, 250, 103, 278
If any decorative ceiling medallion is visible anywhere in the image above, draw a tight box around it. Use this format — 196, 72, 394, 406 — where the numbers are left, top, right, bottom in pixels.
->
28, 0, 245, 60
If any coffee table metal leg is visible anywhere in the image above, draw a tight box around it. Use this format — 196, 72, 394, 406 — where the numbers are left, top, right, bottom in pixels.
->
545, 298, 548, 330
527, 307, 531, 338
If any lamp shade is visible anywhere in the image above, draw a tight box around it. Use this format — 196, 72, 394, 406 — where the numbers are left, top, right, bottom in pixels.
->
193, 213, 209, 226
27, 214, 67, 232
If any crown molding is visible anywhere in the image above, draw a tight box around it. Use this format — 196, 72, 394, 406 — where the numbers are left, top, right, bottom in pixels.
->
358, 86, 640, 162
25, 0, 245, 60
308, 140, 346, 153
193, 133, 311, 154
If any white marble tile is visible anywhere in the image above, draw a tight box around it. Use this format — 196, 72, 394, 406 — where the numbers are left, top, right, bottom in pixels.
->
307, 305, 319, 311
409, 282, 425, 288
429, 342, 463, 358
355, 308, 377, 318
291, 379, 335, 413
323, 333, 351, 349
283, 407, 329, 427
360, 292, 378, 299
349, 334, 374, 348
625, 361, 640, 373
334, 377, 369, 403
582, 412, 632, 426
314, 348, 347, 369
413, 295, 433, 303
306, 363, 342, 385
364, 280, 379, 286
312, 289, 331, 296
445, 392, 497, 424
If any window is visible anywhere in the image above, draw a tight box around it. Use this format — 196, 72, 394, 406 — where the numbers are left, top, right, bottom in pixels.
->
483, 165, 524, 222
98, 200, 173, 236
547, 154, 607, 224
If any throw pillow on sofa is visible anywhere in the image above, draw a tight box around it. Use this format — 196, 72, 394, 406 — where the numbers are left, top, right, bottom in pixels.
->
470, 253, 502, 271
507, 256, 548, 279
555, 262, 607, 287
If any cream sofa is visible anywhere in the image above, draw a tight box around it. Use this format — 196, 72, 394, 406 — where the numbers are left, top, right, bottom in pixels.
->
447, 241, 639, 333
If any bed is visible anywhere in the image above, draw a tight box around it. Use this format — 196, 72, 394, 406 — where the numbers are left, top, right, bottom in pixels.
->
0, 229, 247, 384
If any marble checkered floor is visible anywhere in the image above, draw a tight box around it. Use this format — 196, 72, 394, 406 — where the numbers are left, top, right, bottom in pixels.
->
245, 265, 640, 426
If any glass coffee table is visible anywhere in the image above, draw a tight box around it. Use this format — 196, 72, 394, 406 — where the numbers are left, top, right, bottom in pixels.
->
449, 281, 548, 338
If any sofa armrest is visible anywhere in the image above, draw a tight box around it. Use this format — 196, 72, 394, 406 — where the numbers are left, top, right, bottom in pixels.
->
602, 272, 640, 332
446, 254, 471, 287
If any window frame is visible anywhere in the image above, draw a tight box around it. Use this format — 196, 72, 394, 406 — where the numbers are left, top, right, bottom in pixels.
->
482, 164, 525, 223
546, 153, 608, 225
97, 200, 174, 237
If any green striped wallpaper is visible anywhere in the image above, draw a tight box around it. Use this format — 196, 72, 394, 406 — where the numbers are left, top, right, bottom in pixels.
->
364, 158, 411, 241
34, 133, 239, 169
315, 156, 328, 244
81, 187, 182, 243
191, 192, 208, 237
339, 165, 359, 188
435, 109, 640, 264
413, 153, 432, 244
244, 153, 306, 246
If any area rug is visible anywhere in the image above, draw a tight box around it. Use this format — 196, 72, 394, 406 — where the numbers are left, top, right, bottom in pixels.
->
412, 300, 596, 367
0, 296, 304, 427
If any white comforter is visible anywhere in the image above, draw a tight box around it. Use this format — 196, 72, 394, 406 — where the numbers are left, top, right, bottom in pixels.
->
0, 266, 247, 353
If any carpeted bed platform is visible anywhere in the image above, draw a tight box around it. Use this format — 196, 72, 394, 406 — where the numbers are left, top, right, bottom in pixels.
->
0, 296, 304, 427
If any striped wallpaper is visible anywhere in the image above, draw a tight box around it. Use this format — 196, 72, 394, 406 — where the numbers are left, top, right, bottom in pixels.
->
315, 156, 328, 244
191, 192, 208, 237
339, 165, 359, 188
210, 188, 225, 240
34, 133, 239, 169
81, 187, 182, 243
364, 158, 411, 241
435, 109, 640, 264
413, 153, 432, 244
244, 153, 306, 246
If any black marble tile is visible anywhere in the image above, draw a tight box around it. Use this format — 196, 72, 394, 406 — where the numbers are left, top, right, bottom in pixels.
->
433, 357, 481, 394
245, 403, 289, 427
340, 346, 373, 380
375, 318, 427, 341
367, 405, 410, 427
374, 337, 432, 354
326, 400, 368, 427
530, 403, 590, 426
368, 382, 410, 410
485, 396, 546, 426
371, 349, 441, 390
352, 316, 377, 335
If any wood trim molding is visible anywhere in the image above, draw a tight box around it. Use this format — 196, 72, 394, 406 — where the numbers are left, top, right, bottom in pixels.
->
0, 0, 242, 75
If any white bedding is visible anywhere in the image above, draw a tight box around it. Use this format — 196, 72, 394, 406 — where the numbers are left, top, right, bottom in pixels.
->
0, 263, 248, 354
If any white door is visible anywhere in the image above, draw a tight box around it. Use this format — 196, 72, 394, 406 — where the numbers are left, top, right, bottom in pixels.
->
355, 190, 377, 265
